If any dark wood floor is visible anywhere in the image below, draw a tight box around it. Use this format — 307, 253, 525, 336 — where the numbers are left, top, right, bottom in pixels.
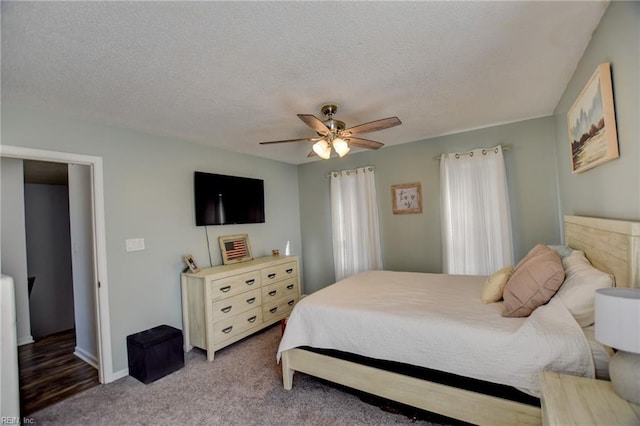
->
18, 329, 100, 415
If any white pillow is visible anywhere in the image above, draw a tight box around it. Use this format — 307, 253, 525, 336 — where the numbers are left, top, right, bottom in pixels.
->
556, 250, 614, 327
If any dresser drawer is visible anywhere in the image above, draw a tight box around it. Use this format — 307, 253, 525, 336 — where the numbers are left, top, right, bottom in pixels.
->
211, 288, 261, 321
261, 261, 297, 284
212, 307, 262, 344
261, 279, 298, 303
263, 295, 298, 322
209, 271, 261, 300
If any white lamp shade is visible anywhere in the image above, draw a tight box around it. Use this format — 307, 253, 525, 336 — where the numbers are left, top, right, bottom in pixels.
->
312, 140, 331, 159
595, 287, 640, 353
332, 138, 350, 157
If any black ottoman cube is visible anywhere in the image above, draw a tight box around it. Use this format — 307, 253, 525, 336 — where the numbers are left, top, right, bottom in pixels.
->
127, 325, 184, 384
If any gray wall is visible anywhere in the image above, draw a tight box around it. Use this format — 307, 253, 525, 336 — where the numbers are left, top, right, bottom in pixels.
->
298, 116, 560, 294
24, 183, 75, 338
0, 158, 32, 345
298, 2, 640, 295
2, 104, 302, 374
553, 1, 639, 220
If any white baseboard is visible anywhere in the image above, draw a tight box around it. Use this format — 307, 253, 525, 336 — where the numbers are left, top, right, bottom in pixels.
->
17, 335, 34, 346
111, 368, 129, 381
74, 346, 99, 369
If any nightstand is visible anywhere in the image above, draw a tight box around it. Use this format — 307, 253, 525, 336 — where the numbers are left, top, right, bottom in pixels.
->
540, 371, 640, 425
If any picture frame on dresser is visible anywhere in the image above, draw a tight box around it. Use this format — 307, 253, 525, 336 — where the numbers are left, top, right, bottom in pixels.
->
184, 254, 200, 273
219, 234, 253, 265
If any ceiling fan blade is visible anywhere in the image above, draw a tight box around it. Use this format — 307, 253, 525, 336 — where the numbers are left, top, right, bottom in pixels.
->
345, 137, 384, 150
259, 137, 321, 145
343, 116, 402, 136
298, 114, 330, 135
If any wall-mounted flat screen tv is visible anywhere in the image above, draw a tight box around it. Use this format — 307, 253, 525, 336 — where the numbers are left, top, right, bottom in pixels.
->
194, 171, 265, 226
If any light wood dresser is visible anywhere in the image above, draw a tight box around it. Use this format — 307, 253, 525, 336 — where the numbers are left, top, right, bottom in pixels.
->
540, 371, 640, 425
181, 255, 300, 361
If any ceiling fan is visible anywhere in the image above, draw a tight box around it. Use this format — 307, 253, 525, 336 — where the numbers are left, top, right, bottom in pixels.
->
259, 104, 402, 159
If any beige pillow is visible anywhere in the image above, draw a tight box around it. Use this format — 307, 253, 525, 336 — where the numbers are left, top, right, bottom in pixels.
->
502, 246, 565, 317
481, 265, 514, 303
556, 250, 614, 327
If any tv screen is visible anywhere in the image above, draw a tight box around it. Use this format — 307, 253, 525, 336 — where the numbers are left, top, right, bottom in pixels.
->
194, 172, 265, 226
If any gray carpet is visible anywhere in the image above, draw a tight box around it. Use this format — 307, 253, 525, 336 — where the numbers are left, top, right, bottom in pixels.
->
30, 325, 453, 425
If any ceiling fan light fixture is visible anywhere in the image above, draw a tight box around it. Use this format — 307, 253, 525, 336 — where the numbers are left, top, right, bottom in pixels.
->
260, 103, 401, 160
333, 138, 350, 157
313, 140, 331, 159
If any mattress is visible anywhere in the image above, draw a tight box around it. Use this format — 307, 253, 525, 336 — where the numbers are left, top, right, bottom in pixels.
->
277, 270, 594, 397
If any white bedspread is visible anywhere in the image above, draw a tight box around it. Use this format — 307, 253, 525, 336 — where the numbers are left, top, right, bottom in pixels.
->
277, 270, 594, 396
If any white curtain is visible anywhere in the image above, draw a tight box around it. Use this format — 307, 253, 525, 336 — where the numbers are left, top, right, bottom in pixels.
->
330, 166, 383, 281
440, 145, 513, 275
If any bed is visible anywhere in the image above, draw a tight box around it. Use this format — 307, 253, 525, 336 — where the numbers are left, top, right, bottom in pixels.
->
277, 215, 640, 425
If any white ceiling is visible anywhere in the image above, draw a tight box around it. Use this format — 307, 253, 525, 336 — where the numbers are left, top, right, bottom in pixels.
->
1, 1, 609, 165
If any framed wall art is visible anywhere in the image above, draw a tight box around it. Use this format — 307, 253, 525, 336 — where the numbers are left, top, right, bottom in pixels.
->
219, 234, 253, 265
567, 62, 619, 174
391, 182, 422, 214
184, 254, 200, 273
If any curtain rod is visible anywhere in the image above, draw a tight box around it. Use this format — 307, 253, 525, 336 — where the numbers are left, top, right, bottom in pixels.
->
432, 144, 512, 161
326, 165, 375, 178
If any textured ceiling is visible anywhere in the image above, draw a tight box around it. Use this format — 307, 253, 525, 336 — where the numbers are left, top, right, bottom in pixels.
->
1, 1, 608, 165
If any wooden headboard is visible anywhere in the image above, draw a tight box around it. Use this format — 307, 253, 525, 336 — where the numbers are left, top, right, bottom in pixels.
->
564, 215, 640, 288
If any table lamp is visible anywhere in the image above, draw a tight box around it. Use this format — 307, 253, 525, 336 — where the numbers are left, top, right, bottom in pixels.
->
595, 287, 640, 405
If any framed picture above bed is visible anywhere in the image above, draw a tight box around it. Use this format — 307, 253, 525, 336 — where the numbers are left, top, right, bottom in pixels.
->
219, 234, 253, 265
391, 182, 422, 214
567, 62, 619, 174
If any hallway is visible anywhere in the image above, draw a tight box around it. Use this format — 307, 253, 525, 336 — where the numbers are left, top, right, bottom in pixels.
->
19, 329, 99, 415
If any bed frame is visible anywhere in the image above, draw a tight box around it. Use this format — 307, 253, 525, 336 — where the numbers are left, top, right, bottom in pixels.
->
564, 215, 639, 288
280, 215, 640, 425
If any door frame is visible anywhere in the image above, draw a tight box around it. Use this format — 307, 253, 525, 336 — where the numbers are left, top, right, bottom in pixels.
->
0, 145, 114, 383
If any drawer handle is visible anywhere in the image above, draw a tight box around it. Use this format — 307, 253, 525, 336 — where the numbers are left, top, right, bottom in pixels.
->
220, 285, 231, 293
221, 306, 232, 313
270, 307, 278, 314
286, 284, 294, 290
268, 290, 277, 297
245, 279, 255, 285
246, 297, 256, 304
247, 315, 257, 323
267, 273, 276, 279
288, 300, 295, 306
222, 326, 233, 334
286, 268, 293, 274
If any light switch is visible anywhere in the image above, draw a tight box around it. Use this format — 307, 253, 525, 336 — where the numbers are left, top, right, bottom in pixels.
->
125, 238, 145, 252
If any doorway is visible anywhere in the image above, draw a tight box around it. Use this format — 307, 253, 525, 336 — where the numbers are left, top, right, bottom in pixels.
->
18, 160, 100, 413
24, 160, 76, 341
0, 145, 114, 389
